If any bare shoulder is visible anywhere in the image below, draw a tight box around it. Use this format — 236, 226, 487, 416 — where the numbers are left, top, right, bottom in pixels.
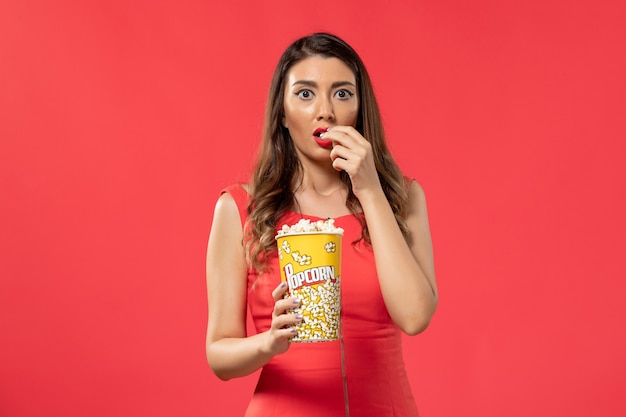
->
407, 180, 428, 210
409, 179, 426, 202
407, 179, 425, 195
211, 191, 243, 236
214, 190, 236, 213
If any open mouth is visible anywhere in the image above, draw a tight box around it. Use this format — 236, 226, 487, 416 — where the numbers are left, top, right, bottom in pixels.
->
313, 127, 333, 148
313, 127, 329, 137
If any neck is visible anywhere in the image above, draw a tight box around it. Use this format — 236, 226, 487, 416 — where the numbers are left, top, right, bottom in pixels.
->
296, 162, 345, 196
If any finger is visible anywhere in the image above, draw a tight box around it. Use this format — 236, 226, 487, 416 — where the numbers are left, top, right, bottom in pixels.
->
273, 296, 301, 316
271, 281, 289, 301
332, 156, 352, 173
279, 327, 299, 337
273, 326, 299, 341
273, 312, 304, 330
329, 143, 354, 161
330, 145, 362, 173
325, 125, 359, 137
324, 126, 363, 147
323, 131, 353, 149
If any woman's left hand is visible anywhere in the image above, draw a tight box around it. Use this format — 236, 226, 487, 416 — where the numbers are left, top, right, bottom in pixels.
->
325, 126, 381, 198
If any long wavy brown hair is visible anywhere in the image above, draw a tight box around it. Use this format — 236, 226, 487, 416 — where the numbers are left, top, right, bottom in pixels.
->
245, 32, 409, 271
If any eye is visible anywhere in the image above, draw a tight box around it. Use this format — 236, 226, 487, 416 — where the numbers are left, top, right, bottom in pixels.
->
335, 89, 354, 100
296, 89, 314, 100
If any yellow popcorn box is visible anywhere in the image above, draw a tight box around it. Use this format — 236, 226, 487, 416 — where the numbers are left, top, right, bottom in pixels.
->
275, 230, 342, 342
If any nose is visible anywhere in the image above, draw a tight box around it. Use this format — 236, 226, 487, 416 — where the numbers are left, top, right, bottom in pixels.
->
316, 96, 335, 121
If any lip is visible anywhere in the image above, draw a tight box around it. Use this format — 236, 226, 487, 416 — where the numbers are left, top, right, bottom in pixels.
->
313, 127, 329, 137
313, 127, 332, 148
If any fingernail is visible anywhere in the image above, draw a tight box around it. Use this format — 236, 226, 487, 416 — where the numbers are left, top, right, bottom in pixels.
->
295, 314, 303, 320
280, 282, 287, 288
293, 299, 300, 305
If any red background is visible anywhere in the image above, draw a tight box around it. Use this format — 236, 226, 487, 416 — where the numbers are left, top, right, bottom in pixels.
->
1, 1, 625, 416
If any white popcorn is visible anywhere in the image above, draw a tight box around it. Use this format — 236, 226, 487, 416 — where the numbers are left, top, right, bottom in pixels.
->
289, 277, 341, 342
276, 218, 344, 236
291, 251, 312, 266
324, 242, 336, 253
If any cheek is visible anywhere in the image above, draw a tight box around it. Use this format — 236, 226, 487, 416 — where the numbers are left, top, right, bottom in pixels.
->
283, 108, 299, 130
345, 107, 359, 127
284, 102, 313, 129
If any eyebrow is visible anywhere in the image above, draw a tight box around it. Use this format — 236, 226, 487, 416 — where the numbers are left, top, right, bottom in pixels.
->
291, 80, 356, 89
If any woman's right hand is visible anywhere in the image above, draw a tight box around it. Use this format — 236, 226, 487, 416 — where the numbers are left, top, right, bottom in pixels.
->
262, 282, 303, 356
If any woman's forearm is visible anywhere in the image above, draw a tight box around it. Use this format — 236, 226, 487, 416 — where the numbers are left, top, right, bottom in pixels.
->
206, 332, 275, 381
359, 183, 438, 335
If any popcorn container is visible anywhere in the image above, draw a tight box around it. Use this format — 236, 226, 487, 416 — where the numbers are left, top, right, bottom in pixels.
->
276, 223, 343, 342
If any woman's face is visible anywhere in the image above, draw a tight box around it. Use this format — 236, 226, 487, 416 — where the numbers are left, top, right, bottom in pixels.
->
282, 55, 359, 164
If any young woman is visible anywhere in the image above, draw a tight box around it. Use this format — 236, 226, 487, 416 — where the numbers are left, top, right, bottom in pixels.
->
206, 32, 438, 417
